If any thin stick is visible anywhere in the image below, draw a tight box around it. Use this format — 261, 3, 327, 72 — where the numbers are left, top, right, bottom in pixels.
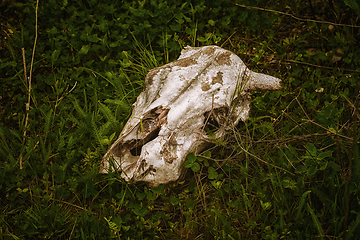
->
233, 3, 360, 28
20, 49, 28, 169
20, 0, 39, 169
29, 0, 39, 95
21, 48, 28, 82
303, 119, 355, 142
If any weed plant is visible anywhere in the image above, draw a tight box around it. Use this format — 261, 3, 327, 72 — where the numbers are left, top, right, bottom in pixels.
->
1, 0, 360, 239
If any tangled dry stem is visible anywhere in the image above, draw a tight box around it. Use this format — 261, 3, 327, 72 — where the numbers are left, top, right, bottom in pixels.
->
19, 0, 39, 169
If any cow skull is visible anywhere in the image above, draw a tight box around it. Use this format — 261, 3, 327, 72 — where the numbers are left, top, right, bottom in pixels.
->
100, 45, 281, 186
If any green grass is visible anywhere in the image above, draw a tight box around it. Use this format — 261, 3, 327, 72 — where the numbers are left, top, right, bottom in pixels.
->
1, 0, 360, 239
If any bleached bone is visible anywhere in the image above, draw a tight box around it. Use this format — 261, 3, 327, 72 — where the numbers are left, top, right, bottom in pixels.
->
100, 45, 281, 186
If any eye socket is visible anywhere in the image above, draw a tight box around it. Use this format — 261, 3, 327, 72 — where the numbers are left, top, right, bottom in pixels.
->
203, 107, 228, 134
204, 111, 220, 133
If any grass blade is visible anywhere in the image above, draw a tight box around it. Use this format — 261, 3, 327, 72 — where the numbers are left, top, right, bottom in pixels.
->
307, 203, 324, 240
296, 190, 311, 220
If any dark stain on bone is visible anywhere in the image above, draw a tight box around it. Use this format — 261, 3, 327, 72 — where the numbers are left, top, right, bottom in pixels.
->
174, 57, 197, 68
139, 159, 147, 172
111, 143, 122, 156
137, 164, 156, 180
216, 51, 232, 65
166, 157, 176, 164
212, 71, 223, 85
160, 144, 176, 164
201, 80, 211, 91
201, 72, 223, 91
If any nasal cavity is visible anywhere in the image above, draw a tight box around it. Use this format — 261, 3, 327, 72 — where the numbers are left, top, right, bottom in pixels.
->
130, 127, 160, 156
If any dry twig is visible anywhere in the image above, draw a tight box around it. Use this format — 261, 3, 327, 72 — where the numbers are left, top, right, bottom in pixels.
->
233, 3, 360, 28
19, 0, 39, 169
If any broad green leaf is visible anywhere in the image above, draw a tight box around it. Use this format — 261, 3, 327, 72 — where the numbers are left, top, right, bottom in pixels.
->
260, 200, 272, 210
108, 132, 116, 142
304, 159, 314, 167
317, 151, 332, 160
152, 184, 164, 195
110, 41, 119, 47
307, 166, 317, 176
146, 191, 157, 201
295, 165, 307, 173
133, 206, 148, 217
208, 19, 215, 26
197, 33, 212, 42
305, 143, 317, 156
282, 178, 296, 189
136, 192, 146, 200
184, 159, 193, 168
227, 199, 242, 209
318, 160, 328, 170
185, 199, 195, 209
208, 167, 218, 180
169, 195, 180, 205
211, 180, 223, 189
187, 153, 196, 164
79, 45, 90, 54
170, 24, 181, 32
191, 162, 200, 172
204, 158, 209, 167
99, 55, 108, 61
51, 49, 61, 63
88, 34, 99, 42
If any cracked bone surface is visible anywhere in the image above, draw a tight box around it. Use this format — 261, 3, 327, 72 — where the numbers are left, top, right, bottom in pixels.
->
100, 45, 281, 186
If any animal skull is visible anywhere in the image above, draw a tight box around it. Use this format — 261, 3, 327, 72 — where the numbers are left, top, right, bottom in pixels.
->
100, 45, 281, 186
